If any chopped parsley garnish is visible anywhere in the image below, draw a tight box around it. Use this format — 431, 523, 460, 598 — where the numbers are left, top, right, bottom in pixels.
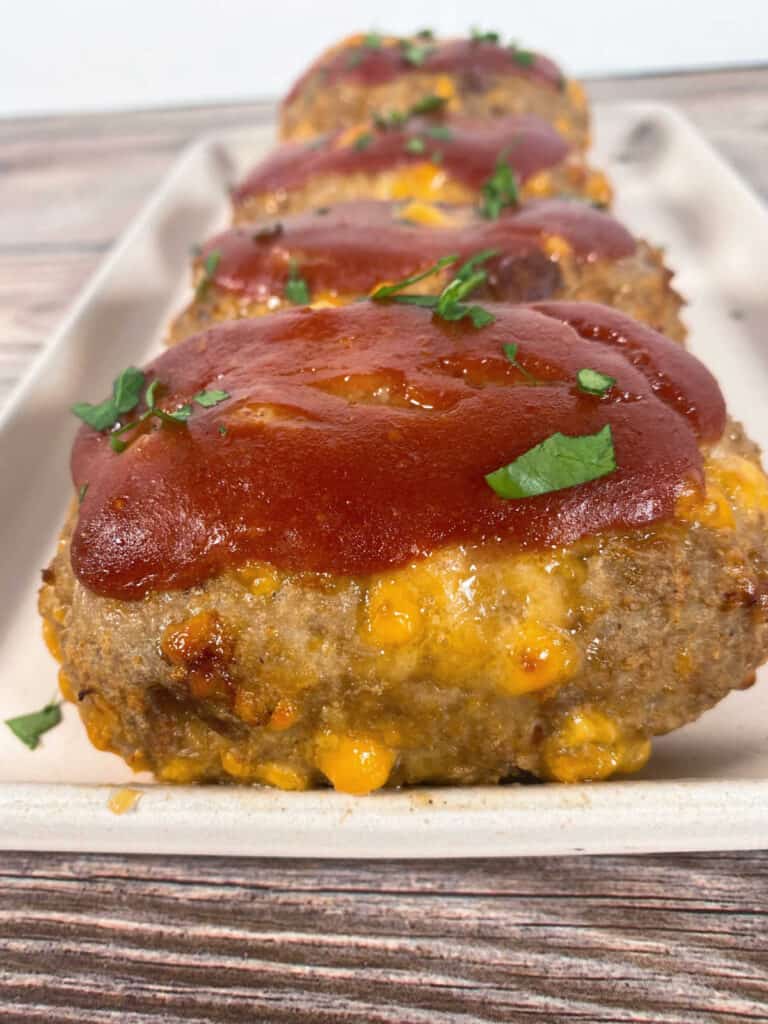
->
5, 700, 62, 750
373, 109, 407, 131
399, 38, 433, 66
372, 96, 447, 134
370, 255, 458, 300
218, 424, 228, 437
425, 124, 453, 141
284, 259, 311, 305
106, 376, 192, 452
77, 482, 89, 504
71, 366, 144, 431
471, 28, 501, 44
354, 132, 374, 151
431, 150, 444, 163
194, 249, 221, 300
71, 372, 190, 452
363, 32, 382, 48
486, 425, 616, 499
405, 137, 426, 154
371, 250, 497, 328
194, 389, 230, 408
510, 46, 535, 66
479, 150, 519, 219
577, 368, 616, 396
503, 342, 540, 384
416, 28, 434, 39
252, 222, 283, 242
315, 206, 331, 215
409, 94, 447, 116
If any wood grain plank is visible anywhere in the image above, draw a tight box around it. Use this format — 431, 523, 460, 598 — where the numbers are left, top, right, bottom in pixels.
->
1, 852, 768, 1023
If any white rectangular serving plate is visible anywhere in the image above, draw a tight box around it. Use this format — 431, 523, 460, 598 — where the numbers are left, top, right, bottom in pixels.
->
2, 102, 768, 858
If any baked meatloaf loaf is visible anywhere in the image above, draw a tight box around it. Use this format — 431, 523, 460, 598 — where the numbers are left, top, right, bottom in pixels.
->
40, 299, 768, 792
234, 112, 610, 223
171, 200, 683, 345
280, 31, 589, 148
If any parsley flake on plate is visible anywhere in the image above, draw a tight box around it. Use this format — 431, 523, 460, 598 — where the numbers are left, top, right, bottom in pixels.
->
486, 424, 617, 499
577, 368, 616, 396
284, 259, 312, 305
5, 700, 62, 750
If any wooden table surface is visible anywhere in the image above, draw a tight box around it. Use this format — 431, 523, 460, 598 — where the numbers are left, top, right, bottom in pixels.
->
2, 68, 768, 1023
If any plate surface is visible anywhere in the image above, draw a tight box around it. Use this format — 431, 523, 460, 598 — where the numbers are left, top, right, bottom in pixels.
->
2, 102, 768, 857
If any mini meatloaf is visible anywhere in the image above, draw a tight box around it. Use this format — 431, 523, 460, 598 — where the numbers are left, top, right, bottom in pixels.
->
170, 199, 684, 345
234, 113, 610, 223
280, 31, 589, 148
40, 301, 768, 793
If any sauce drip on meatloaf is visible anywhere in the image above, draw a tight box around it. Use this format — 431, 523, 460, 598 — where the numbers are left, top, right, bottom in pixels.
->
284, 37, 563, 104
235, 114, 569, 201
203, 199, 635, 301
70, 302, 725, 599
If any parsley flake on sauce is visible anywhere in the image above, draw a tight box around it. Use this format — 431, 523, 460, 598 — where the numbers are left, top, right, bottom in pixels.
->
405, 137, 426, 154
409, 94, 447, 116
577, 368, 616, 396
425, 124, 453, 141
471, 28, 501, 44
5, 701, 62, 750
194, 249, 221, 301
354, 132, 374, 151
480, 151, 519, 219
399, 38, 433, 66
371, 250, 497, 328
284, 259, 312, 305
503, 343, 540, 384
77, 482, 89, 504
370, 255, 458, 300
486, 425, 617, 499
194, 389, 230, 408
510, 46, 535, 66
71, 366, 144, 431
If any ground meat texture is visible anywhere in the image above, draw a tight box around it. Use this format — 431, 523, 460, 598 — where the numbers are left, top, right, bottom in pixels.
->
280, 33, 589, 149
170, 200, 685, 346
39, 425, 768, 792
233, 114, 610, 223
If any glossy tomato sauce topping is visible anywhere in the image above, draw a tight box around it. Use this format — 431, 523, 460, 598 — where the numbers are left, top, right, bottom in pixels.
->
204, 199, 634, 304
284, 36, 563, 105
71, 302, 725, 599
234, 114, 570, 202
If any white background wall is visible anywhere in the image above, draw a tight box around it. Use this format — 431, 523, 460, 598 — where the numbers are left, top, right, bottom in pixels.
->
1, 0, 766, 117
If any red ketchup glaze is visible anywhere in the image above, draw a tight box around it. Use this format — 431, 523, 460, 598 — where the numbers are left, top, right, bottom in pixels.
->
205, 199, 634, 303
71, 302, 726, 599
284, 37, 562, 106
233, 115, 570, 202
